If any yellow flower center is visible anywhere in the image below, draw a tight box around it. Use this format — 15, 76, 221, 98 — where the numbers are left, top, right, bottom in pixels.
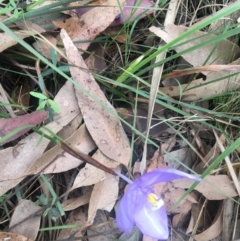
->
148, 193, 164, 210
148, 193, 159, 206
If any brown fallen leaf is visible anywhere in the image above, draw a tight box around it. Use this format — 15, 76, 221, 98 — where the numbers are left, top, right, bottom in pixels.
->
60, 29, 130, 166
172, 199, 197, 229
27, 124, 96, 175
193, 201, 223, 241
162, 182, 198, 227
54, 0, 126, 51
47, 79, 82, 142
70, 149, 119, 191
0, 109, 48, 145
147, 148, 167, 172
87, 171, 119, 225
76, 0, 154, 26
162, 65, 240, 79
52, 16, 79, 41
149, 24, 240, 70
87, 210, 119, 241
164, 147, 197, 173
9, 199, 41, 241
32, 34, 59, 61
194, 134, 226, 174
62, 189, 92, 212
85, 43, 107, 73
186, 201, 205, 234
173, 175, 238, 200
0, 81, 81, 196
57, 208, 87, 240
158, 61, 240, 101
0, 23, 45, 53
0, 232, 34, 241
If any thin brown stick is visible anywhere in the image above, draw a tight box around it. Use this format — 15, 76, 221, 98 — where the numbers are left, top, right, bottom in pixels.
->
60, 142, 117, 176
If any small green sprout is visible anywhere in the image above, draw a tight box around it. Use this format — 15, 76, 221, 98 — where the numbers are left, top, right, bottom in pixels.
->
30, 91, 60, 114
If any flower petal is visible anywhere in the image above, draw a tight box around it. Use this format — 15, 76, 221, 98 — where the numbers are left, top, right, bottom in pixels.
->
116, 184, 140, 232
134, 192, 169, 239
136, 168, 201, 187
116, 193, 134, 232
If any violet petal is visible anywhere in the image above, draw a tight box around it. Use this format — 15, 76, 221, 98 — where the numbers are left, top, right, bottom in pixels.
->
136, 168, 201, 188
116, 169, 201, 239
133, 190, 169, 239
116, 185, 137, 232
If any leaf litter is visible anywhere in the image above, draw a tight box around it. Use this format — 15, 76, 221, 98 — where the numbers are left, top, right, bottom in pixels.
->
0, 1, 240, 241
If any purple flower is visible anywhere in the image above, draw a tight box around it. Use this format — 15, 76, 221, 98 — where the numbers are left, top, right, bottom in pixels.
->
116, 168, 201, 239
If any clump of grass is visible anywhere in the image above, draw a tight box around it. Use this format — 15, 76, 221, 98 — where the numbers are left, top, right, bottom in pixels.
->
0, 0, 240, 240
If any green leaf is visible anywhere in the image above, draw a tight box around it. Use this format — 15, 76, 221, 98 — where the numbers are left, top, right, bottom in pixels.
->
39, 193, 48, 206
116, 55, 144, 83
30, 91, 47, 100
39, 224, 82, 231
13, 8, 19, 18
0, 6, 14, 15
50, 47, 58, 66
48, 207, 61, 222
48, 99, 60, 114
37, 100, 47, 110
9, 0, 16, 8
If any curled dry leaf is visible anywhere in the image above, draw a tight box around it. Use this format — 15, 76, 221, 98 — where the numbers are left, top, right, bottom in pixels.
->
186, 202, 203, 234
60, 29, 130, 166
9, 199, 41, 241
173, 175, 238, 200
193, 202, 223, 241
0, 109, 48, 145
0, 81, 81, 196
